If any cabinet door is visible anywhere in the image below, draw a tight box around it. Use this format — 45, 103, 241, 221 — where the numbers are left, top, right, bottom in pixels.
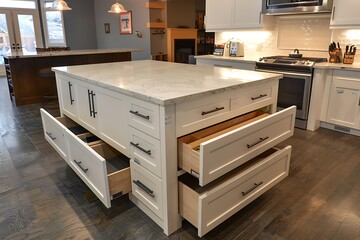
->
205, 0, 234, 31
58, 76, 77, 119
96, 90, 129, 156
327, 75, 360, 129
233, 0, 262, 28
76, 83, 98, 132
330, 0, 360, 28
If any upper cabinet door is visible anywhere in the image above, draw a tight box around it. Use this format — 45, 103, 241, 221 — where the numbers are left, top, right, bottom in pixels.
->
233, 0, 262, 28
205, 0, 234, 31
330, 0, 360, 28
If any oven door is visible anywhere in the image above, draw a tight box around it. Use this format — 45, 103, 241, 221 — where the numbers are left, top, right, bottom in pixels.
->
267, 0, 321, 8
255, 69, 312, 121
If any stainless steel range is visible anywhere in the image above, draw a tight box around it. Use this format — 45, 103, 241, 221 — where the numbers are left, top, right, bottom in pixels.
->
255, 56, 327, 129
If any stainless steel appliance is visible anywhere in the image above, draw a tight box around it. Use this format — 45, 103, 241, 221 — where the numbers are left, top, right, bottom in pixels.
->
262, 0, 333, 15
255, 56, 327, 129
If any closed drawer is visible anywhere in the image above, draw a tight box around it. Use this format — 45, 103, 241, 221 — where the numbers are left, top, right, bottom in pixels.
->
178, 106, 296, 186
129, 126, 162, 178
176, 92, 231, 137
40, 108, 87, 161
65, 129, 131, 208
127, 96, 160, 139
179, 146, 292, 237
130, 160, 163, 219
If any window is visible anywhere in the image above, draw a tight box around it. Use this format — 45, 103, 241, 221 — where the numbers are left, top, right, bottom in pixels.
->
0, 0, 36, 9
42, 0, 67, 47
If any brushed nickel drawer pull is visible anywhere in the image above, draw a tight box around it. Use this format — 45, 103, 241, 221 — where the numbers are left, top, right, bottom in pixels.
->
130, 142, 151, 155
87, 90, 93, 117
242, 181, 264, 196
251, 94, 267, 100
133, 180, 155, 198
129, 110, 150, 120
91, 91, 97, 118
133, 158, 141, 165
68, 82, 74, 105
46, 131, 56, 140
201, 107, 225, 116
247, 136, 269, 149
73, 159, 89, 173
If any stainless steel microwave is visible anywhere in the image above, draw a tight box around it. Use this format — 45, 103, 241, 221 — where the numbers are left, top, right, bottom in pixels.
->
262, 0, 333, 15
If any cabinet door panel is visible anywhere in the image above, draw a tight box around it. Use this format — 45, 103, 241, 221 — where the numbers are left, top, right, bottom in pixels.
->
205, 0, 234, 30
58, 75, 77, 119
76, 83, 98, 132
330, 0, 360, 28
234, 0, 262, 28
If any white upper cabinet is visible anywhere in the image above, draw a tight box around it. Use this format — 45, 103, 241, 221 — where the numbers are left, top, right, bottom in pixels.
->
330, 0, 360, 28
205, 0, 272, 31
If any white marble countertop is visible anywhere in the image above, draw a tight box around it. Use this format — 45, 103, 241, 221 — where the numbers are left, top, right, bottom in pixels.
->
195, 54, 260, 64
52, 60, 282, 105
314, 62, 360, 71
4, 48, 141, 59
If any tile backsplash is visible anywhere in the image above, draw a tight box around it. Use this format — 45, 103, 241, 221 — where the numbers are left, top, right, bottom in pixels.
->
216, 14, 360, 62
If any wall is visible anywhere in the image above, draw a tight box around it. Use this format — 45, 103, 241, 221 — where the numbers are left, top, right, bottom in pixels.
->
167, 0, 195, 28
63, 0, 98, 50
93, 0, 151, 60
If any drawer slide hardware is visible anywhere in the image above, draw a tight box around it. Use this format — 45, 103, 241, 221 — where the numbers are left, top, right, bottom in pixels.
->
68, 82, 74, 105
201, 107, 225, 116
73, 159, 89, 173
242, 181, 264, 196
46, 131, 56, 140
247, 136, 269, 149
133, 180, 155, 198
129, 110, 150, 120
251, 94, 268, 101
130, 142, 152, 155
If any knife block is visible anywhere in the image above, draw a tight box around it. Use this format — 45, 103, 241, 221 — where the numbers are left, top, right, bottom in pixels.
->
329, 49, 342, 63
343, 54, 355, 64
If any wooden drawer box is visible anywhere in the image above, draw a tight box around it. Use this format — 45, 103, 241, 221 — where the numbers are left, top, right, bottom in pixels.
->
179, 146, 292, 237
41, 108, 131, 208
178, 106, 296, 186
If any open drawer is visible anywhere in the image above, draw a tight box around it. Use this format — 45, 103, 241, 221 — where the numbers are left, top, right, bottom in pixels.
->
65, 129, 131, 208
179, 146, 292, 237
178, 106, 296, 186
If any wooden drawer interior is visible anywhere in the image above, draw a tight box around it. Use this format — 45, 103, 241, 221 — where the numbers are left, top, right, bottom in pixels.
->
178, 110, 269, 176
90, 142, 131, 197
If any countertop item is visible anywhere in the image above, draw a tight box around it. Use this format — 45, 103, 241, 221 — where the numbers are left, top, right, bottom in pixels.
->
4, 48, 142, 59
53, 60, 282, 106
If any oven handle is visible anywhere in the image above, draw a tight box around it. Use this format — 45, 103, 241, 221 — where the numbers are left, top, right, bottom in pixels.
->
255, 68, 312, 78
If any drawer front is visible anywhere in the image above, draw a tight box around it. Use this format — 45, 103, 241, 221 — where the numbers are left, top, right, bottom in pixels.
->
200, 106, 295, 186
176, 93, 231, 137
65, 129, 111, 207
130, 160, 163, 219
40, 108, 67, 160
129, 126, 162, 178
179, 146, 292, 237
127, 96, 160, 139
231, 83, 275, 112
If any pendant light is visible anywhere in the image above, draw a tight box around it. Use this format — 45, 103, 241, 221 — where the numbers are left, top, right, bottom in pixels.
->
48, 0, 72, 11
108, 2, 127, 13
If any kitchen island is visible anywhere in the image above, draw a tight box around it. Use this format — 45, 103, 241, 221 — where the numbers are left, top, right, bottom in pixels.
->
41, 60, 295, 237
4, 49, 140, 106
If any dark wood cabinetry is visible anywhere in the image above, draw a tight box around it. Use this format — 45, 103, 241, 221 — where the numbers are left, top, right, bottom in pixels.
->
197, 30, 215, 55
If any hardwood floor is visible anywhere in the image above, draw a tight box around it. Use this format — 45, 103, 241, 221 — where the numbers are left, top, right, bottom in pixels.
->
0, 76, 359, 240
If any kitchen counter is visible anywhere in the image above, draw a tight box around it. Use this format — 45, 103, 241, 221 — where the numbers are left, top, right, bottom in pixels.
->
314, 62, 360, 71
53, 60, 282, 105
194, 54, 261, 64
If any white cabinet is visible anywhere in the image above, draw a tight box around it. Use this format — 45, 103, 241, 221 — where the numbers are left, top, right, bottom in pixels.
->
330, 0, 360, 28
205, 0, 272, 31
76, 82, 98, 132
326, 70, 360, 129
58, 75, 77, 119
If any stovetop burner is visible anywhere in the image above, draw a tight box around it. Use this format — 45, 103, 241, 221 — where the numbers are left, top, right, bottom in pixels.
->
258, 55, 328, 66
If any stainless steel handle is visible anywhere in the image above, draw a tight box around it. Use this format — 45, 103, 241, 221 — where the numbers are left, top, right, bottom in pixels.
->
259, 11, 261, 24
332, 6, 336, 21
247, 136, 269, 149
133, 158, 141, 165
129, 110, 150, 120
91, 91, 97, 118
87, 90, 93, 117
255, 68, 312, 77
46, 131, 56, 140
336, 89, 344, 94
68, 82, 74, 105
130, 142, 151, 155
133, 180, 155, 198
242, 181, 263, 196
214, 64, 233, 68
251, 94, 268, 101
201, 107, 225, 116
73, 160, 89, 173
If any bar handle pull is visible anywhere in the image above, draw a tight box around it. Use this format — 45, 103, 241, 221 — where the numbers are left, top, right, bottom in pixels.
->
129, 110, 150, 120
201, 107, 225, 116
73, 159, 89, 173
91, 91, 97, 118
46, 131, 56, 140
133, 180, 155, 198
332, 6, 336, 21
130, 142, 151, 155
247, 136, 269, 149
242, 181, 264, 196
68, 82, 74, 105
87, 90, 93, 117
251, 94, 268, 100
